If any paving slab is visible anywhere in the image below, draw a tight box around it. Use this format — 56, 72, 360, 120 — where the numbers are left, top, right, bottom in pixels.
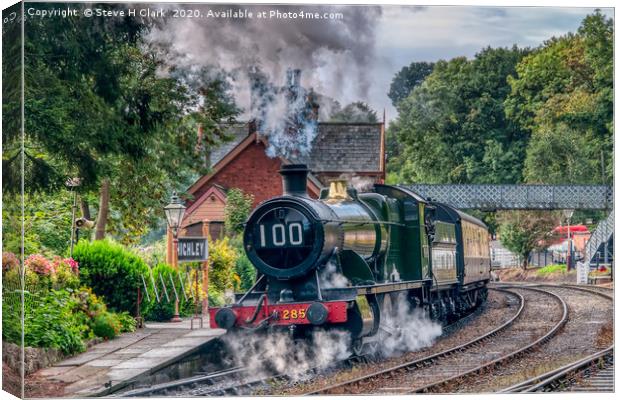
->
162, 337, 212, 347
111, 356, 170, 370
55, 350, 111, 366
54, 365, 106, 383
37, 366, 74, 377
140, 347, 189, 358
33, 319, 224, 397
85, 358, 127, 367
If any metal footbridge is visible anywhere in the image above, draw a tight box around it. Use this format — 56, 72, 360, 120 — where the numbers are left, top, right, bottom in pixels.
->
406, 183, 613, 268
407, 184, 612, 210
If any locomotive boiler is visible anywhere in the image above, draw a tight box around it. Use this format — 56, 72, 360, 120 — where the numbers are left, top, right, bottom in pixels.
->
210, 164, 491, 352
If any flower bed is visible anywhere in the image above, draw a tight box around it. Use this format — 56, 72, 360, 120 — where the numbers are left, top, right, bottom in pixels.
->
2, 252, 137, 359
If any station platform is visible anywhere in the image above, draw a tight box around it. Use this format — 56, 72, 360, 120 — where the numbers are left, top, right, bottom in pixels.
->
32, 319, 225, 397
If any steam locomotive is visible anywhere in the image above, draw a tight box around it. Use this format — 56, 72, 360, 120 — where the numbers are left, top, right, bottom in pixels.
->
210, 164, 490, 352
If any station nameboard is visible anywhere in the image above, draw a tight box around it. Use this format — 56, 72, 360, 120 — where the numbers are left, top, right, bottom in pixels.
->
177, 237, 208, 262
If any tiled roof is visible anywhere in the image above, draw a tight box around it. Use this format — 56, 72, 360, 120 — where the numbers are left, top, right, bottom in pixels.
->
211, 122, 383, 172
292, 123, 383, 172
210, 123, 250, 165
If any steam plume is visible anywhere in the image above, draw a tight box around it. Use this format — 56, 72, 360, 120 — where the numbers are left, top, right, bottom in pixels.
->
147, 4, 382, 157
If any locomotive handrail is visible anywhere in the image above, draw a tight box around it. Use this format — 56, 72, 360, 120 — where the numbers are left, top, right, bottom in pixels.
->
244, 293, 266, 324
319, 218, 407, 227
234, 274, 265, 306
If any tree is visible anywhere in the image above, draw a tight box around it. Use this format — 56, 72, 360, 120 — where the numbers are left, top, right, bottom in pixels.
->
224, 189, 254, 236
498, 211, 558, 270
18, 3, 239, 244
388, 62, 434, 107
329, 101, 378, 123
506, 11, 613, 184
389, 46, 529, 184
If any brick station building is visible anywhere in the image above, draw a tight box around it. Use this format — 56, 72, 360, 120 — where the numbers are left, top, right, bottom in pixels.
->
178, 120, 386, 240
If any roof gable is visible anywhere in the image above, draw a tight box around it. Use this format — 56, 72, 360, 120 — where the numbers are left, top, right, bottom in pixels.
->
187, 132, 322, 198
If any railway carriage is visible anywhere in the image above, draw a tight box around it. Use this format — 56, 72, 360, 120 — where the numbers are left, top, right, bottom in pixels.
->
210, 164, 491, 352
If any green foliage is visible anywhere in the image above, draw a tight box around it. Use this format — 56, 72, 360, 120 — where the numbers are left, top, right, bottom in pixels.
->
329, 102, 379, 123
1, 191, 73, 257
73, 239, 148, 313
536, 264, 567, 276
6, 3, 240, 243
506, 11, 613, 184
23, 290, 87, 355
117, 312, 137, 333
92, 311, 122, 340
229, 235, 257, 291
141, 263, 197, 321
388, 61, 435, 107
224, 188, 254, 235
498, 211, 558, 269
208, 238, 237, 293
389, 46, 529, 184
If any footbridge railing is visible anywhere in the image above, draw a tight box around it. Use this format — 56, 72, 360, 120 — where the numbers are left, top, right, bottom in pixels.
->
406, 184, 613, 210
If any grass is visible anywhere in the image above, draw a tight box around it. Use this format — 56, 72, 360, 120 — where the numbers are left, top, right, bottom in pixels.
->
536, 264, 567, 276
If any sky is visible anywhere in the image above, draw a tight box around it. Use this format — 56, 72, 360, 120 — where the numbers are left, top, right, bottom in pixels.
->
138, 3, 615, 123
370, 6, 614, 120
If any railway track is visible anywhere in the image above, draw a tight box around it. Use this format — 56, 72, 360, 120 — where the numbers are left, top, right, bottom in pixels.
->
497, 285, 614, 393
305, 286, 567, 395
501, 346, 613, 392
114, 289, 510, 397
116, 284, 612, 396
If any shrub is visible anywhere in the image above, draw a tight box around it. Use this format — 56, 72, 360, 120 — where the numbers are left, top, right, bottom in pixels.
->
2, 252, 19, 272
209, 238, 237, 293
51, 257, 80, 289
74, 286, 108, 319
117, 311, 137, 333
73, 239, 148, 313
224, 188, 254, 235
141, 263, 196, 321
25, 254, 54, 276
230, 235, 256, 291
23, 290, 86, 355
92, 311, 122, 340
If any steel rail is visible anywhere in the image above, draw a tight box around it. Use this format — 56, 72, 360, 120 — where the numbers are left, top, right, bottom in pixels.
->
409, 286, 569, 394
500, 284, 614, 393
305, 288, 524, 395
115, 366, 247, 397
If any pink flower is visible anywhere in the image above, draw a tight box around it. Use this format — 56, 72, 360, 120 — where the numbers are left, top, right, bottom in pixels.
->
2, 252, 19, 272
65, 258, 79, 274
25, 254, 54, 276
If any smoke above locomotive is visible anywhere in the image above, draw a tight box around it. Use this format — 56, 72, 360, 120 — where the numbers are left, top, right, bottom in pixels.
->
147, 5, 382, 159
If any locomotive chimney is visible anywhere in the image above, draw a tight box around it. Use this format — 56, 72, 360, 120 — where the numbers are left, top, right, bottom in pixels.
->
280, 164, 309, 197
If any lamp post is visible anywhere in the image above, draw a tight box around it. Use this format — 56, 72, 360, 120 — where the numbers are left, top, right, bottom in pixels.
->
164, 192, 186, 323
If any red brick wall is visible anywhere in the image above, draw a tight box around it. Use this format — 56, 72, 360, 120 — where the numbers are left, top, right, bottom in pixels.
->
210, 143, 283, 207
191, 141, 322, 210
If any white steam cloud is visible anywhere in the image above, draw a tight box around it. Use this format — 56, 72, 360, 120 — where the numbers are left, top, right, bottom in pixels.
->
319, 261, 350, 289
376, 292, 443, 357
147, 4, 382, 158
222, 329, 351, 381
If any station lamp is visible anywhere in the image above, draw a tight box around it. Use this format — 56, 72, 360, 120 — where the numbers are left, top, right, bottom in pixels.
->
164, 192, 186, 238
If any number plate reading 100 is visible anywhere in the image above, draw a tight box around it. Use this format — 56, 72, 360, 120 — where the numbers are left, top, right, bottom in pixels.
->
259, 222, 305, 248
281, 308, 307, 320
